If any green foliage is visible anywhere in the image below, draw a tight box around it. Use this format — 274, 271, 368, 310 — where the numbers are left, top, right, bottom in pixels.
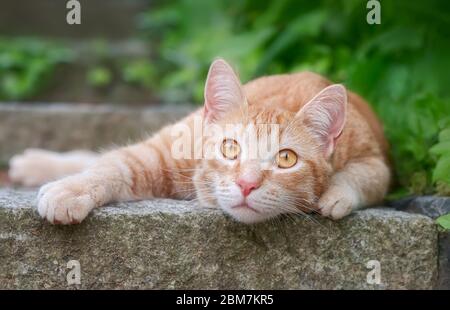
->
139, 0, 450, 195
0, 37, 73, 100
430, 122, 450, 195
87, 66, 113, 88
437, 213, 450, 231
121, 59, 156, 88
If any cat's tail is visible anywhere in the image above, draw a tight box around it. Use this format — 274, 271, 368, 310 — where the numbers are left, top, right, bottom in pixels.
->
8, 148, 99, 187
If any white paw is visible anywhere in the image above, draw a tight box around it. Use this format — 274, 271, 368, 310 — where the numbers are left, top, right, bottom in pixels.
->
318, 186, 359, 220
9, 149, 60, 187
37, 176, 97, 224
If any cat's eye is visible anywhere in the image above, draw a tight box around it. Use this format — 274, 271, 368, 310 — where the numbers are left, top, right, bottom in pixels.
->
276, 149, 298, 168
221, 139, 240, 160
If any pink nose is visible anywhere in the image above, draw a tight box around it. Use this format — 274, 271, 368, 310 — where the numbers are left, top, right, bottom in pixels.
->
236, 178, 261, 197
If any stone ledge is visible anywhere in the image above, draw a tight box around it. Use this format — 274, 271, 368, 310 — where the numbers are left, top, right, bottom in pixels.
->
391, 195, 450, 289
0, 103, 195, 165
0, 189, 439, 289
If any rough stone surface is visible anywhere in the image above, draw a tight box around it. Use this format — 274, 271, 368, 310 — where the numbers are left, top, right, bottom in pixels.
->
438, 231, 450, 290
0, 104, 195, 166
0, 189, 438, 289
391, 195, 450, 219
390, 195, 450, 289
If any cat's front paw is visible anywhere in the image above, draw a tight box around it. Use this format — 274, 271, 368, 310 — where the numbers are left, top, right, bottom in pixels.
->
37, 176, 97, 224
318, 185, 359, 220
9, 149, 59, 187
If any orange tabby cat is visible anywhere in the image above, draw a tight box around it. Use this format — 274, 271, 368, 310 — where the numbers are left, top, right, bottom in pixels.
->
9, 59, 390, 224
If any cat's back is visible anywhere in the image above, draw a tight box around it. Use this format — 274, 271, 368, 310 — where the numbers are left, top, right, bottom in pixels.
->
243, 71, 330, 112
243, 72, 389, 163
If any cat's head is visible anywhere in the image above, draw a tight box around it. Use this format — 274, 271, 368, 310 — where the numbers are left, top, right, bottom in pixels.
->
194, 59, 347, 223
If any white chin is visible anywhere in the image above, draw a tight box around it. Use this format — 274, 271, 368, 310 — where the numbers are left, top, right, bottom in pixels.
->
221, 206, 271, 224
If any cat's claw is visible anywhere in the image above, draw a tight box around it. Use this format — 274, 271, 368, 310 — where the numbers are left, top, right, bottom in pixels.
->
37, 177, 95, 224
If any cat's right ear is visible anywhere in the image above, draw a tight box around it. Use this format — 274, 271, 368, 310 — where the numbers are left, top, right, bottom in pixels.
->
203, 59, 247, 123
296, 84, 347, 158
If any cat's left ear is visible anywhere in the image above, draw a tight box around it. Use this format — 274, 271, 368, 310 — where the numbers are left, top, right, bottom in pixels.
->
203, 58, 247, 123
296, 84, 347, 158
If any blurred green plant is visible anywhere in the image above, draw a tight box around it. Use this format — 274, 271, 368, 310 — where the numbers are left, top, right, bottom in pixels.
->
0, 37, 73, 100
430, 122, 450, 195
121, 59, 156, 88
0, 37, 157, 96
87, 66, 113, 88
139, 0, 450, 195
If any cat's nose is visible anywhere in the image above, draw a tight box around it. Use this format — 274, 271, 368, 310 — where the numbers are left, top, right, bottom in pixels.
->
236, 178, 261, 197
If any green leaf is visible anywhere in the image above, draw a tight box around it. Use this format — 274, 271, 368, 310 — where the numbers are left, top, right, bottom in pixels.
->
439, 128, 450, 142
254, 10, 327, 75
359, 27, 424, 56
436, 213, 450, 230
433, 155, 450, 183
429, 141, 450, 156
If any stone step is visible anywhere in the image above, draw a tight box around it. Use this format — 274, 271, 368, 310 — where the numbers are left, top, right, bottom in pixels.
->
0, 0, 151, 39
0, 103, 195, 166
0, 189, 439, 289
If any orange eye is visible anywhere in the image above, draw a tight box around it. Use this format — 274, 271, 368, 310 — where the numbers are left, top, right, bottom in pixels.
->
221, 139, 240, 160
277, 149, 298, 168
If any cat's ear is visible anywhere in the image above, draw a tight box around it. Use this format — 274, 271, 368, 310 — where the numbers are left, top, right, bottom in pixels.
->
296, 84, 347, 158
203, 58, 247, 123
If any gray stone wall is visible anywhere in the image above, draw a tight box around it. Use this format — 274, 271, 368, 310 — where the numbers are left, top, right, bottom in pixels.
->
0, 189, 439, 289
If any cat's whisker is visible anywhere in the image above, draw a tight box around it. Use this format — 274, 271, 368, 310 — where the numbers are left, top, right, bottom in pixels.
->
268, 215, 286, 231
261, 193, 320, 215
280, 195, 319, 210
259, 198, 323, 227
279, 202, 321, 218
276, 203, 325, 228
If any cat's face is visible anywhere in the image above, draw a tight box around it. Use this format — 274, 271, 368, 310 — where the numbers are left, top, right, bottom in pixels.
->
194, 59, 346, 223
194, 109, 332, 223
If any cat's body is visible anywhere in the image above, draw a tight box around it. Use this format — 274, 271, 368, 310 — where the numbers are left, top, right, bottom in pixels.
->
9, 59, 391, 224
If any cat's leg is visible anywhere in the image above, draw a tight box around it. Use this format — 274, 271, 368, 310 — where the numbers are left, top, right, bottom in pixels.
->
9, 149, 98, 187
318, 156, 390, 220
35, 137, 194, 224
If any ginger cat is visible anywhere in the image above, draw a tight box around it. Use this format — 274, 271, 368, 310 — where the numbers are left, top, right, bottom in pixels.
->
9, 59, 390, 224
